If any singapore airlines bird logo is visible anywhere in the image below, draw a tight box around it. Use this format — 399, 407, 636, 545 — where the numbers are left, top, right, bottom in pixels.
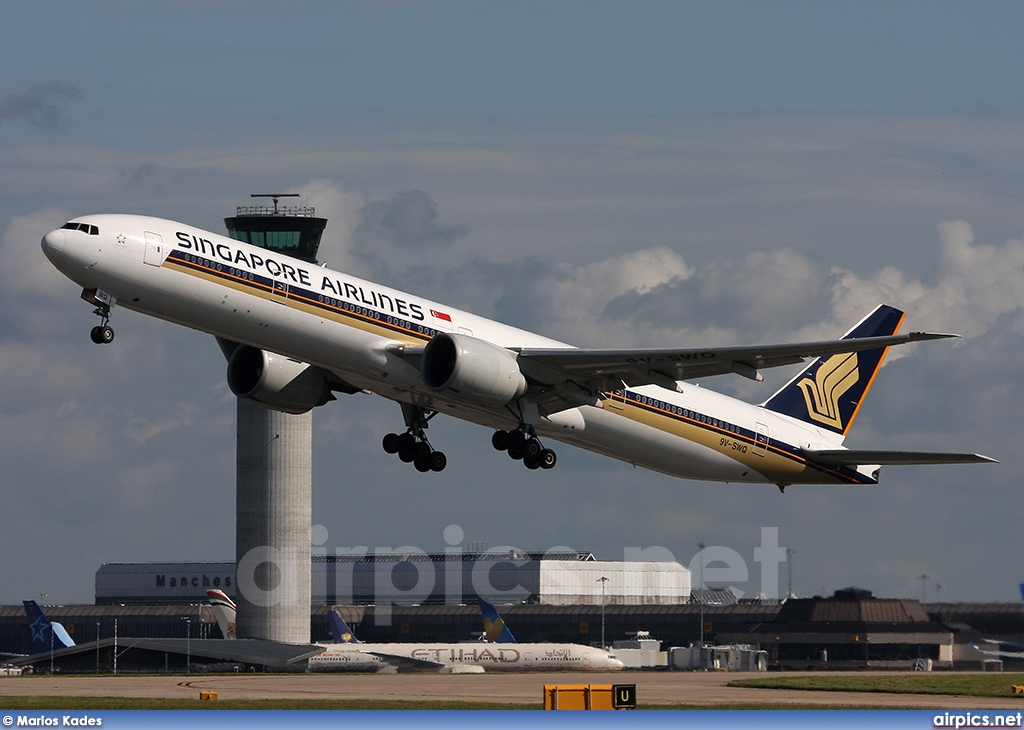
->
797, 352, 860, 430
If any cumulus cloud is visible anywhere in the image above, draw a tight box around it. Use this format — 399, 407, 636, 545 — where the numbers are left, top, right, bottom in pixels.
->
360, 189, 469, 249
294, 178, 368, 275
494, 246, 694, 345
485, 220, 1024, 354
827, 220, 1024, 339
348, 188, 471, 289
0, 82, 82, 130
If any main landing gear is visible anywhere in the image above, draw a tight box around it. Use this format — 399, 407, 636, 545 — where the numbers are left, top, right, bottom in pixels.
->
382, 404, 447, 473
491, 428, 557, 470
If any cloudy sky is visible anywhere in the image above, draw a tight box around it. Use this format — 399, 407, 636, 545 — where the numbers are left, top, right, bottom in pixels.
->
2, 1, 1023, 606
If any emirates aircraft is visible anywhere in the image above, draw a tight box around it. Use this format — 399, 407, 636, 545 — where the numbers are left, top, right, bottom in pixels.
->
41, 215, 994, 489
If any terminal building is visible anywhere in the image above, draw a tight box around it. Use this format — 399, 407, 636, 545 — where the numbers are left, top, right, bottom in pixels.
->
94, 553, 691, 606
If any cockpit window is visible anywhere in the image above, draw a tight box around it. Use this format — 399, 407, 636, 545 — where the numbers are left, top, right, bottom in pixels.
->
61, 222, 99, 235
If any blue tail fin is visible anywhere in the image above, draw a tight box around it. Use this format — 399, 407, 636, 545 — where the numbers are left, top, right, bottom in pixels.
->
1018, 582, 1024, 605
328, 610, 360, 644
479, 598, 517, 643
23, 601, 75, 654
762, 305, 906, 441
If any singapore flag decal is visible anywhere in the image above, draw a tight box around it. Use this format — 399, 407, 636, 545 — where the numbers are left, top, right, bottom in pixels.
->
430, 309, 452, 323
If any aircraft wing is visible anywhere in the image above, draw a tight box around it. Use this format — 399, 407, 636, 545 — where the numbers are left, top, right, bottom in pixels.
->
807, 450, 997, 466
514, 331, 956, 393
361, 650, 447, 672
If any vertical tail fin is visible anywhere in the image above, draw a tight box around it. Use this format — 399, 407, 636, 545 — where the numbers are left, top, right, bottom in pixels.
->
328, 610, 360, 643
23, 601, 75, 654
206, 589, 237, 640
479, 598, 517, 643
762, 305, 906, 443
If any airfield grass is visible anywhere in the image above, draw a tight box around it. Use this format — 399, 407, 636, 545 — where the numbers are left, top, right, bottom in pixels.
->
729, 672, 1024, 698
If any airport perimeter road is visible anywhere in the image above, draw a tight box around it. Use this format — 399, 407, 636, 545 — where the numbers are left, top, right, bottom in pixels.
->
3, 672, 1024, 709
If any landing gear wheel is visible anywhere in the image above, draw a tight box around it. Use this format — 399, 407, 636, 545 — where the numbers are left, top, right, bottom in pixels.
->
382, 433, 401, 454
429, 451, 447, 472
524, 438, 542, 458
398, 447, 416, 463
491, 430, 510, 451
507, 444, 525, 460
90, 325, 114, 344
414, 455, 432, 472
524, 453, 541, 469
397, 432, 416, 453
509, 430, 527, 450
539, 449, 557, 469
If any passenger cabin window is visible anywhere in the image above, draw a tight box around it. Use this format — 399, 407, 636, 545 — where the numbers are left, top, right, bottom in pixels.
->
61, 222, 99, 235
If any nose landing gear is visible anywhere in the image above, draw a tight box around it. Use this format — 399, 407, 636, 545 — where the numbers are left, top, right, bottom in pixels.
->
83, 288, 116, 344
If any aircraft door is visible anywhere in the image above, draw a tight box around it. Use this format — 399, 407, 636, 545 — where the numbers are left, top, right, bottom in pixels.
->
143, 231, 164, 266
753, 422, 769, 456
271, 279, 289, 303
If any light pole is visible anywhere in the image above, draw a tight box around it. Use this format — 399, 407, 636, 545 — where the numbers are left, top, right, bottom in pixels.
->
696, 543, 706, 646
786, 547, 795, 599
597, 576, 608, 649
182, 616, 192, 674
95, 622, 100, 675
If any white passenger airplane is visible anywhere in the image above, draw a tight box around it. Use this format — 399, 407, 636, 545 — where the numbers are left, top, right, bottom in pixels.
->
41, 214, 994, 488
309, 612, 624, 673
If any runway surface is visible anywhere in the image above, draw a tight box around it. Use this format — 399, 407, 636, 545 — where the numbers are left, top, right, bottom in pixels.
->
3, 671, 1024, 708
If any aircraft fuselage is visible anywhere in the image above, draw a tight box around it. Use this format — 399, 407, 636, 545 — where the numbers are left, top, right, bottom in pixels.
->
41, 214, 888, 485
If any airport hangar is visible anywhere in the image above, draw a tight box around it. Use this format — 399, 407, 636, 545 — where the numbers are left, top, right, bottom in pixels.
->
3, 552, 1016, 672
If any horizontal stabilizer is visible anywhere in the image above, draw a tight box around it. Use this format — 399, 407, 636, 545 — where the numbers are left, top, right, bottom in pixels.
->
807, 450, 997, 466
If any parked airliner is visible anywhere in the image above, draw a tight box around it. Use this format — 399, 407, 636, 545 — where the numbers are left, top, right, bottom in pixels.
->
41, 214, 994, 488
309, 612, 623, 673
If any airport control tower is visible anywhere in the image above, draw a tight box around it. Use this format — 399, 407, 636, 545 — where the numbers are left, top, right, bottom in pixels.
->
222, 194, 328, 643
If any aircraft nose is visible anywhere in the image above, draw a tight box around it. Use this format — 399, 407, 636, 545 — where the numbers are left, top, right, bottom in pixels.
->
41, 228, 65, 262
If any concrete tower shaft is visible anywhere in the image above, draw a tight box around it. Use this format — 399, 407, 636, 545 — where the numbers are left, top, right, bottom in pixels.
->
234, 402, 312, 643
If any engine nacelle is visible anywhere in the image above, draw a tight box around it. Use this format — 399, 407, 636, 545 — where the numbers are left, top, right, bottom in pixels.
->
226, 345, 333, 414
421, 332, 527, 406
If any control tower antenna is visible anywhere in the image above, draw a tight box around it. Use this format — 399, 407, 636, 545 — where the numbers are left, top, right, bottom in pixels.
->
250, 193, 300, 215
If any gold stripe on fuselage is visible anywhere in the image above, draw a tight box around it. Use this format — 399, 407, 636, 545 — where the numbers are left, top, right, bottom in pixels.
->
602, 391, 812, 483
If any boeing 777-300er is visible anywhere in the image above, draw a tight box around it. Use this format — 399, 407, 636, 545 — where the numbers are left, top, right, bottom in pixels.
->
41, 215, 994, 488
310, 612, 623, 673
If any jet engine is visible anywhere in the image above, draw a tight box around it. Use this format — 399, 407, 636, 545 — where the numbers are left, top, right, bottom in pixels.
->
226, 345, 333, 414
421, 332, 527, 406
